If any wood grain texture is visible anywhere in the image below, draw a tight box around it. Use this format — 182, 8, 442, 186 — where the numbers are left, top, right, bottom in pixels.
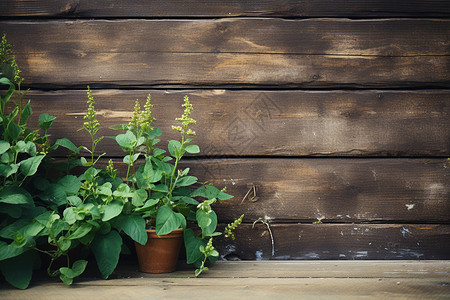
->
1, 19, 449, 88
2, 270, 450, 299
215, 224, 450, 260
25, 89, 450, 157
1, 0, 450, 17
2, 19, 449, 56
186, 158, 450, 223
83, 158, 449, 223
13, 52, 449, 89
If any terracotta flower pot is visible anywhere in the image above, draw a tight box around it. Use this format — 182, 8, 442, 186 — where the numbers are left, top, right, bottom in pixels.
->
135, 228, 184, 273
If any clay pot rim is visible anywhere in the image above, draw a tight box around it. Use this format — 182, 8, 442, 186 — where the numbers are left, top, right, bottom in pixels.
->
146, 228, 184, 239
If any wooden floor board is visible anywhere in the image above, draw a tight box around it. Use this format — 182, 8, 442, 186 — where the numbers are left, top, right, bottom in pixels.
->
1, 261, 448, 299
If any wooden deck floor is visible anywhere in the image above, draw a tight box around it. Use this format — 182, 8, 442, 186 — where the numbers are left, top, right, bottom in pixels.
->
1, 261, 449, 299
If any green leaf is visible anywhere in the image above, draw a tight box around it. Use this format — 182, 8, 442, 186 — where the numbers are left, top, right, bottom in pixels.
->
54, 138, 80, 154
0, 78, 14, 106
0, 140, 10, 155
0, 76, 13, 86
20, 100, 32, 125
0, 203, 22, 218
17, 141, 36, 156
151, 183, 168, 193
67, 196, 82, 206
63, 207, 77, 225
153, 148, 165, 156
57, 236, 71, 252
21, 220, 46, 238
218, 190, 234, 200
59, 260, 88, 286
91, 230, 122, 279
114, 214, 147, 245
155, 205, 184, 235
176, 175, 198, 187
58, 175, 82, 195
19, 155, 45, 177
112, 183, 133, 198
6, 121, 22, 141
97, 182, 112, 197
0, 250, 37, 289
184, 229, 206, 264
123, 153, 140, 164
0, 240, 27, 261
68, 223, 93, 240
0, 186, 33, 205
196, 210, 217, 237
0, 219, 29, 239
0, 163, 19, 177
131, 189, 147, 207
142, 158, 162, 183
38, 113, 56, 130
184, 144, 200, 154
102, 199, 123, 221
168, 140, 181, 157
115, 131, 136, 150
179, 196, 199, 205
134, 198, 159, 212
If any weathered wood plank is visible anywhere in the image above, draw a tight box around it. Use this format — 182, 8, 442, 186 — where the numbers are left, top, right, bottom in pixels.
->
195, 158, 450, 223
82, 158, 449, 223
1, 20, 449, 88
215, 224, 450, 260
25, 89, 450, 157
176, 260, 450, 279
10, 53, 450, 89
2, 261, 449, 299
2, 277, 450, 299
2, 19, 449, 56
1, 0, 450, 18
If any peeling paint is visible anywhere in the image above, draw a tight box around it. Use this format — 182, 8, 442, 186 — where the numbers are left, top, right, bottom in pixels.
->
400, 227, 412, 238
405, 204, 415, 210
371, 170, 377, 180
302, 252, 320, 259
392, 249, 424, 259
354, 251, 368, 258
255, 250, 263, 261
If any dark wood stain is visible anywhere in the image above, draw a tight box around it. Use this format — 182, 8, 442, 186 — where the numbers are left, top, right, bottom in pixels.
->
0, 0, 448, 260
1, 1, 450, 17
25, 90, 450, 157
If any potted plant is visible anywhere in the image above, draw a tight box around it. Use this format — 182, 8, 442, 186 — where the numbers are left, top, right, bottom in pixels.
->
108, 94, 243, 275
0, 33, 243, 288
59, 87, 243, 277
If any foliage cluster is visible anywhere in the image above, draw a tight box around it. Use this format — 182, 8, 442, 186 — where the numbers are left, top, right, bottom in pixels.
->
0, 35, 242, 289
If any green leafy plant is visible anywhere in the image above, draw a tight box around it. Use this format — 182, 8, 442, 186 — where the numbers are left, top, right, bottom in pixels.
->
0, 34, 81, 289
110, 94, 243, 276
0, 34, 242, 288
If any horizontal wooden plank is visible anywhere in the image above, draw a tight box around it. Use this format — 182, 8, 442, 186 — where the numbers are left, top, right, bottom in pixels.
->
180, 261, 450, 279
25, 90, 450, 157
84, 158, 449, 223
1, 1, 450, 18
2, 276, 450, 299
108, 261, 450, 279
2, 19, 449, 56
191, 158, 450, 223
10, 53, 450, 89
214, 224, 450, 260
1, 20, 449, 88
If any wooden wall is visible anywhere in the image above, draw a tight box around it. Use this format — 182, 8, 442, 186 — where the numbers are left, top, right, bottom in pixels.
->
1, 1, 449, 260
